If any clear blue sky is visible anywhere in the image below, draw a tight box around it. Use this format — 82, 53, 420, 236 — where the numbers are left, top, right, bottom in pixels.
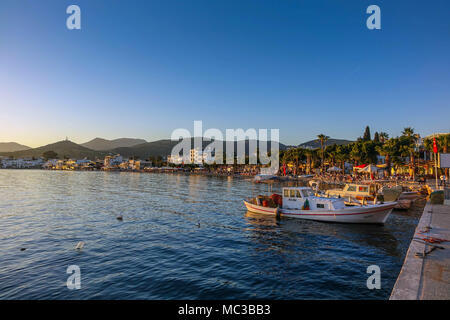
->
1, 0, 449, 147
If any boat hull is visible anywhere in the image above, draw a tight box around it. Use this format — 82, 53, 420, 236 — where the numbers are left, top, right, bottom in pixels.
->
244, 200, 396, 224
398, 192, 419, 200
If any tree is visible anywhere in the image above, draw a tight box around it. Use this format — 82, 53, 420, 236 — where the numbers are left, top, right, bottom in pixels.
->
376, 138, 399, 176
373, 132, 380, 143
350, 142, 363, 165
401, 127, 418, 178
437, 134, 450, 177
379, 132, 389, 143
335, 144, 350, 172
304, 148, 318, 174
361, 141, 379, 164
363, 126, 371, 141
349, 140, 378, 165
325, 144, 338, 166
43, 151, 58, 160
317, 134, 329, 171
281, 147, 305, 175
437, 134, 450, 154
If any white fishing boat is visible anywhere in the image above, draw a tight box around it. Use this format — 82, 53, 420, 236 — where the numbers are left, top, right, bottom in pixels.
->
244, 187, 396, 224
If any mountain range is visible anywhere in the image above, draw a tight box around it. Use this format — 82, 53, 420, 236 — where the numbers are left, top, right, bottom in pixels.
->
298, 138, 353, 149
0, 140, 108, 159
0, 142, 31, 153
81, 138, 147, 151
0, 137, 351, 160
0, 138, 287, 160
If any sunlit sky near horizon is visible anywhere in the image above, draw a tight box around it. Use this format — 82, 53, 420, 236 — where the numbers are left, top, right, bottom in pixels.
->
1, 0, 449, 148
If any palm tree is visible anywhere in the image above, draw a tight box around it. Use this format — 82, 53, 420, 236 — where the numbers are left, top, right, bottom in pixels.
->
304, 148, 319, 174
402, 127, 418, 178
438, 134, 450, 177
350, 142, 362, 166
336, 144, 350, 172
317, 134, 329, 171
281, 148, 304, 175
438, 133, 450, 154
305, 149, 313, 174
376, 138, 398, 176
325, 144, 339, 167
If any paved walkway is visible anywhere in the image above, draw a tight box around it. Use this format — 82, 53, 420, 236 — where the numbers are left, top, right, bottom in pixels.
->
390, 203, 450, 299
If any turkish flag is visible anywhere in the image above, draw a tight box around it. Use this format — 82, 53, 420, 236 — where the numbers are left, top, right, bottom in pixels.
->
433, 137, 438, 153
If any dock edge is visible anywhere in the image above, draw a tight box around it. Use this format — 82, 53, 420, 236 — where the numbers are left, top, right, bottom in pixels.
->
389, 203, 433, 300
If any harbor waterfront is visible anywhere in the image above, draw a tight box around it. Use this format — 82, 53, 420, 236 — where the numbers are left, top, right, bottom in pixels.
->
0, 169, 425, 299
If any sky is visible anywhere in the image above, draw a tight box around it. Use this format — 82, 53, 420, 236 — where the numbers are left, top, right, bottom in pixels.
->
0, 0, 449, 148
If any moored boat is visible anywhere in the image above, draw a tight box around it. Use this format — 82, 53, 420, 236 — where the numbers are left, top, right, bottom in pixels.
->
326, 183, 378, 203
244, 187, 396, 224
394, 199, 413, 210
253, 174, 277, 183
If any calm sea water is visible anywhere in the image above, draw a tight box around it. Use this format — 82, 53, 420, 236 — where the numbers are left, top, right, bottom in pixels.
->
0, 170, 423, 299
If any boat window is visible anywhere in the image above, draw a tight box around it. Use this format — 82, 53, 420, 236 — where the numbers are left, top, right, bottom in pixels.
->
347, 185, 356, 192
290, 189, 296, 198
316, 203, 325, 208
301, 190, 310, 198
359, 186, 369, 192
284, 189, 289, 197
296, 190, 302, 198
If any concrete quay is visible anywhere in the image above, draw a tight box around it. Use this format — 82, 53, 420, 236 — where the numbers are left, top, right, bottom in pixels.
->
390, 202, 450, 300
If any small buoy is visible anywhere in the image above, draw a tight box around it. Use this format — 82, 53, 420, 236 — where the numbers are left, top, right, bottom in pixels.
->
20, 248, 26, 251
117, 215, 123, 221
75, 241, 85, 250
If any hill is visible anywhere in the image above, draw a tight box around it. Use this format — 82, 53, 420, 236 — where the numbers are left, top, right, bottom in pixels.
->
0, 139, 288, 160
81, 137, 147, 151
0, 142, 31, 153
0, 140, 106, 159
298, 138, 353, 149
110, 139, 288, 159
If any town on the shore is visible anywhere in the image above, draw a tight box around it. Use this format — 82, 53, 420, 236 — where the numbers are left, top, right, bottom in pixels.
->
1, 127, 449, 184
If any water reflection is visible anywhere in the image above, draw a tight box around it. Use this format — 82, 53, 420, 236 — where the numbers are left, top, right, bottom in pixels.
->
0, 170, 423, 299
244, 210, 406, 258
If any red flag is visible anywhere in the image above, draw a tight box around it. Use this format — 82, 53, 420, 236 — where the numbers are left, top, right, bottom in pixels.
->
433, 137, 438, 153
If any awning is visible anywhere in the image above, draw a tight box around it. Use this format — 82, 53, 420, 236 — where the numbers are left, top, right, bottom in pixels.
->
357, 164, 380, 173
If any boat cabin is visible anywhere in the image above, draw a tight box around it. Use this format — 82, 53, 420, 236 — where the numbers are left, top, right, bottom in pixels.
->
326, 183, 377, 200
282, 187, 345, 211
343, 184, 377, 196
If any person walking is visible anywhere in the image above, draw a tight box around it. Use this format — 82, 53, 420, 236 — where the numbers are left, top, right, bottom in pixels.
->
440, 174, 447, 187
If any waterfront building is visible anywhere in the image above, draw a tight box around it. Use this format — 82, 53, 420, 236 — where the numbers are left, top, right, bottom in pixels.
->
1, 158, 44, 169
104, 154, 124, 168
168, 148, 215, 165
42, 159, 58, 169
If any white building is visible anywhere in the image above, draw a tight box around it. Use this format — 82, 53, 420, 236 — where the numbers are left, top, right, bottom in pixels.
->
168, 148, 216, 165
104, 155, 123, 168
1, 158, 44, 169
